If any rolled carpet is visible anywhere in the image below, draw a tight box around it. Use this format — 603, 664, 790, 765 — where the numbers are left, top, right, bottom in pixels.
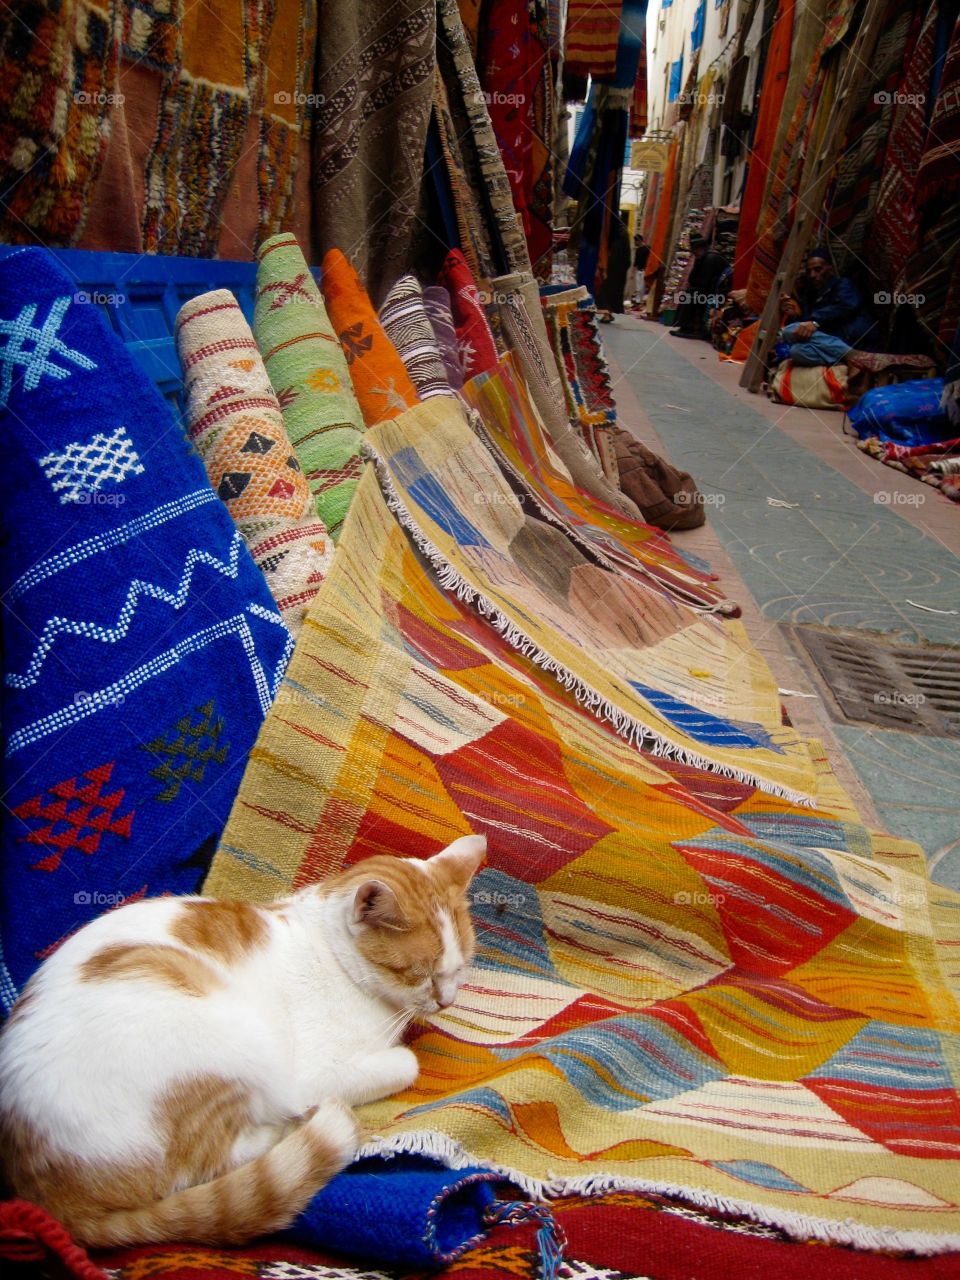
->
320, 247, 420, 426
253, 233, 365, 541
0, 247, 292, 1011
437, 249, 500, 378
423, 285, 465, 390
175, 289, 333, 635
288, 1155, 563, 1273
378, 275, 455, 400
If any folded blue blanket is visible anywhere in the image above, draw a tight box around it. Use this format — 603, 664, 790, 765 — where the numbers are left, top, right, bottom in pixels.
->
288, 1155, 564, 1276
0, 248, 292, 1011
848, 377, 950, 444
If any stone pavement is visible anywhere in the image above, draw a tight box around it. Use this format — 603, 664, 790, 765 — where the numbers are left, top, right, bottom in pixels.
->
603, 315, 960, 891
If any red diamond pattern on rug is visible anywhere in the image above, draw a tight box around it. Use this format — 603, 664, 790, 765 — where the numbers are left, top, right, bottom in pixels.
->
12, 762, 135, 871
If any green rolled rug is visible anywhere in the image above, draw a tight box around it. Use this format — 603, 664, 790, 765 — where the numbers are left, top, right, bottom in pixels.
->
254, 233, 366, 539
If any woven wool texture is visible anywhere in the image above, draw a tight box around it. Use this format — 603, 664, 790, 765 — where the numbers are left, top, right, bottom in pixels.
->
422, 285, 465, 390
320, 248, 420, 426
365, 399, 815, 800
207, 464, 960, 1255
175, 289, 333, 636
0, 248, 292, 1012
437, 250, 500, 379
462, 355, 725, 609
0, 0, 116, 245
253, 234, 365, 541
378, 276, 455, 401
86, 1194, 960, 1280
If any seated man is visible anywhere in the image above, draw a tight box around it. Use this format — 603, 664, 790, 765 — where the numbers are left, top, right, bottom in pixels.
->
671, 235, 732, 339
780, 251, 873, 366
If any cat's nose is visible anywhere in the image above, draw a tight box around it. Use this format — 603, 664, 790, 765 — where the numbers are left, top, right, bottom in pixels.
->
434, 981, 457, 1008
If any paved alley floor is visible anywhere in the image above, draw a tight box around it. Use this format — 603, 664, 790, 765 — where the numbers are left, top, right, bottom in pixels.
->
603, 314, 960, 891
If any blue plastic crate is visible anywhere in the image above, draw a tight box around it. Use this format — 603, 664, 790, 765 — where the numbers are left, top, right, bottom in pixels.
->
0, 246, 320, 418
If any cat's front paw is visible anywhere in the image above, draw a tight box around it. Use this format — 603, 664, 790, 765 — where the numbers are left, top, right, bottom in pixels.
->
388, 1045, 420, 1093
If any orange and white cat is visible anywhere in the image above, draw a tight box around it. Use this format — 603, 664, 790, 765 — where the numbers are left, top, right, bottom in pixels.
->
0, 835, 485, 1247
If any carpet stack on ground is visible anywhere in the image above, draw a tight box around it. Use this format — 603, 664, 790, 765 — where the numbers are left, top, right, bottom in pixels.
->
253, 233, 365, 541
0, 248, 292, 1012
175, 290, 333, 633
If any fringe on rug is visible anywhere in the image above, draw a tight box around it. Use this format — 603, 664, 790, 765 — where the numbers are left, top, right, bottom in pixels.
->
360, 1131, 960, 1258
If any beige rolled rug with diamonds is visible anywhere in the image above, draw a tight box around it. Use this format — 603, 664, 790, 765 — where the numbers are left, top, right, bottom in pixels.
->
175, 289, 333, 636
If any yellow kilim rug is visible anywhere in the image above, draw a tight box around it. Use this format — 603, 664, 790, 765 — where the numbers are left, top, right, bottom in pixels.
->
209, 468, 960, 1254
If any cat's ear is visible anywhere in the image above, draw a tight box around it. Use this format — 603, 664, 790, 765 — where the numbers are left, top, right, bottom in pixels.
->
354, 880, 407, 930
429, 834, 487, 888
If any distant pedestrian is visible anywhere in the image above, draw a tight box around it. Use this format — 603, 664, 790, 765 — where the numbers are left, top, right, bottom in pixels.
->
628, 233, 650, 307
671, 234, 731, 339
597, 215, 631, 322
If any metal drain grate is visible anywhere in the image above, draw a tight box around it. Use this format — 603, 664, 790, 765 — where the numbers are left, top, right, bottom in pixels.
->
787, 626, 960, 737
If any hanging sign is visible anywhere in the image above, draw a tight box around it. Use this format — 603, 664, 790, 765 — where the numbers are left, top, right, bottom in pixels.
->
630, 140, 670, 172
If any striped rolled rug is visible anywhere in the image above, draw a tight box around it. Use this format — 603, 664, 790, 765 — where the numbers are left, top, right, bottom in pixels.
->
253, 233, 366, 540
175, 289, 333, 635
378, 275, 455, 400
423, 285, 465, 391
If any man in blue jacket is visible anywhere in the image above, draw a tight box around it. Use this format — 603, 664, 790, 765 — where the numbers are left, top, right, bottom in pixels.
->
780, 251, 874, 365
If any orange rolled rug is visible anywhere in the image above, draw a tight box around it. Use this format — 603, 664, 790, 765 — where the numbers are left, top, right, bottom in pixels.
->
320, 248, 419, 426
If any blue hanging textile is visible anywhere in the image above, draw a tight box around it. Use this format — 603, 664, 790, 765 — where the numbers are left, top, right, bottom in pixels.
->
669, 55, 684, 102
692, 0, 706, 52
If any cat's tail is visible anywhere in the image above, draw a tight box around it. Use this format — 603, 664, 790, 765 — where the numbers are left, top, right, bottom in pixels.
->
75, 1099, 358, 1247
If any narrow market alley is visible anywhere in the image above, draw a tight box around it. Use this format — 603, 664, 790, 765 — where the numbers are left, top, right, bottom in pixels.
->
607, 317, 960, 888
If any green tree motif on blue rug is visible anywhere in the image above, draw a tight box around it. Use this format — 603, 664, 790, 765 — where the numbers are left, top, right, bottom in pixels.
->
141, 701, 230, 804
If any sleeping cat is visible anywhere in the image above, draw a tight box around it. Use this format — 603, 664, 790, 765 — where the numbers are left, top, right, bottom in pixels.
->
0, 834, 485, 1247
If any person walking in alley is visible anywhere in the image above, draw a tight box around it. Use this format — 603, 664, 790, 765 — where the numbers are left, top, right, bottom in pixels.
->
597, 215, 631, 322
671, 235, 731, 339
628, 233, 650, 308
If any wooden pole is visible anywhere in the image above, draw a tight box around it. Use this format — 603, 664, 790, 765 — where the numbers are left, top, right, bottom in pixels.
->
739, 0, 888, 392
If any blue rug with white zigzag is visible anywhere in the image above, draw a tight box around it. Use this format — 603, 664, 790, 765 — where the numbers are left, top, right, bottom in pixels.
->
0, 248, 292, 1011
